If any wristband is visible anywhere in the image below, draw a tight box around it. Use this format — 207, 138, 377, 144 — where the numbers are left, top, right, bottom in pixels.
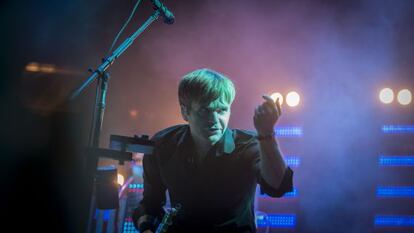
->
256, 131, 275, 141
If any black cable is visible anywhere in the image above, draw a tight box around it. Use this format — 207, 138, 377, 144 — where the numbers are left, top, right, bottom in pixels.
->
89, 0, 142, 146
105, 0, 142, 57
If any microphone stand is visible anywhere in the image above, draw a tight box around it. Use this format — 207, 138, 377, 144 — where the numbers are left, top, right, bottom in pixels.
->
69, 10, 161, 101
67, 10, 162, 233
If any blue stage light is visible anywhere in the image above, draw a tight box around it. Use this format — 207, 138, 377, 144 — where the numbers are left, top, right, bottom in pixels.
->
375, 215, 414, 227
123, 220, 139, 233
275, 126, 303, 137
95, 209, 113, 221
259, 188, 298, 198
284, 188, 298, 197
377, 186, 414, 197
382, 125, 414, 134
379, 155, 414, 166
128, 183, 144, 189
285, 156, 301, 167
256, 214, 296, 227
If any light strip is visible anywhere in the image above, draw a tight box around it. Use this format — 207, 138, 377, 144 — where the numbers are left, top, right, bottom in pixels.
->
285, 156, 301, 167
379, 155, 414, 166
377, 186, 414, 197
375, 215, 414, 227
275, 126, 303, 137
382, 125, 414, 134
128, 183, 144, 189
256, 214, 296, 227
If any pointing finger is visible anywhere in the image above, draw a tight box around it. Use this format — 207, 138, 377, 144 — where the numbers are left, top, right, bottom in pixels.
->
275, 98, 282, 116
262, 95, 274, 104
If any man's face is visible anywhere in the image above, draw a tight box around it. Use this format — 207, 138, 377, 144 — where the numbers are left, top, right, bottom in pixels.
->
182, 97, 231, 146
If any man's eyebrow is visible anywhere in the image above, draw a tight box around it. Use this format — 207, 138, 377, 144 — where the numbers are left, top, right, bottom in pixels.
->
209, 104, 229, 109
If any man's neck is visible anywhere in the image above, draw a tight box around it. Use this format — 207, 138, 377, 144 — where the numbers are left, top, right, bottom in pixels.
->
192, 136, 213, 161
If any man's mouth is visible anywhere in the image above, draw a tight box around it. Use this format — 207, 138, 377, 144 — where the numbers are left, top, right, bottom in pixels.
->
206, 127, 221, 132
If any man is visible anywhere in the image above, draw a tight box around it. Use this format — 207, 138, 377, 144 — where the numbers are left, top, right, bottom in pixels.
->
133, 68, 293, 233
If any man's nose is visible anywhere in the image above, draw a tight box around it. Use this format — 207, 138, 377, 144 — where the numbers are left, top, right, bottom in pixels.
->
207, 111, 219, 123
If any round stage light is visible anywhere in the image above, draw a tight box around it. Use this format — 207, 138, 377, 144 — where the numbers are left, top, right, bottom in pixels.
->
117, 174, 125, 186
397, 89, 412, 105
129, 109, 138, 118
379, 88, 394, 104
286, 91, 300, 107
270, 92, 283, 105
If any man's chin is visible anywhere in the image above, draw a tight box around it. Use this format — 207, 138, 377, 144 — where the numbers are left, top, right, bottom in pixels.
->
207, 134, 223, 145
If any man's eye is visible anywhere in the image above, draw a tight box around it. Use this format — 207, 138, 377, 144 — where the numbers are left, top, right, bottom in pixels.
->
199, 108, 208, 114
217, 108, 227, 113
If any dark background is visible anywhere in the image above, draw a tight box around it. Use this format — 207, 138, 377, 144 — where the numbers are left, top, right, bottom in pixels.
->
1, 0, 414, 232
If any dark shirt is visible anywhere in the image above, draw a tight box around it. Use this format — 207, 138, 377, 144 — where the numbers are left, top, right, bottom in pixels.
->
133, 124, 293, 233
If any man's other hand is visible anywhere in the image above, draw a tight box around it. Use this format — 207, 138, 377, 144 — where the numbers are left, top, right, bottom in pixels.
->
254, 95, 281, 135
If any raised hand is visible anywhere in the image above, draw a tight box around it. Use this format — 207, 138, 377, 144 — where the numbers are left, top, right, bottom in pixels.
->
253, 95, 282, 135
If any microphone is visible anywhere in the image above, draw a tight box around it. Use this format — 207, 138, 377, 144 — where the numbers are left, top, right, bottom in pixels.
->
150, 0, 175, 24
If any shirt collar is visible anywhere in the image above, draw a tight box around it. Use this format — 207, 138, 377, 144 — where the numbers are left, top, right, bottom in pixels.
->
177, 125, 235, 156
221, 127, 235, 155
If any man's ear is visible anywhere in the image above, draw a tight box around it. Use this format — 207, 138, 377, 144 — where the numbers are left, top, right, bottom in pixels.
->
180, 104, 189, 122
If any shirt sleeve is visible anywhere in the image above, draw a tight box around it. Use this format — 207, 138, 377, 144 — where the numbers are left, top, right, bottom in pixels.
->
132, 149, 166, 230
258, 166, 294, 198
246, 138, 294, 198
